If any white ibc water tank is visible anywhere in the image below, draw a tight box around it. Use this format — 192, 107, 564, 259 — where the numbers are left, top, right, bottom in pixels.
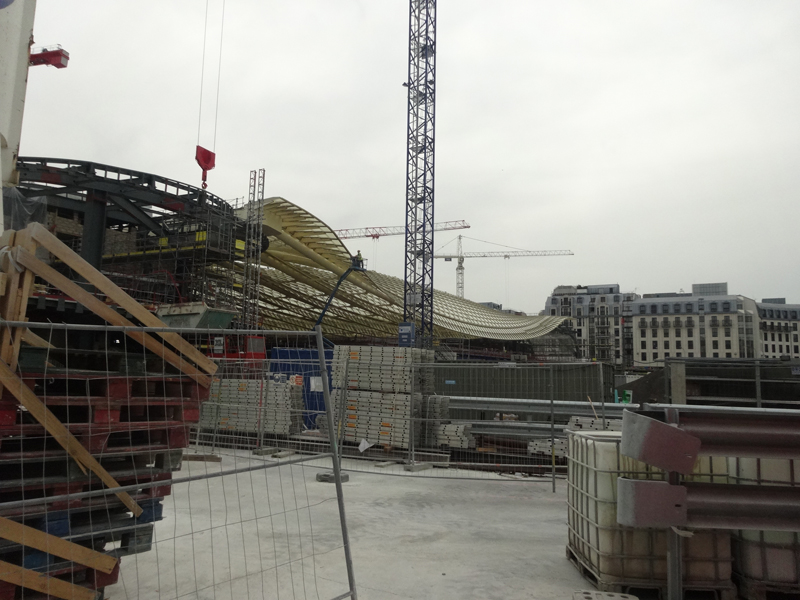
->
728, 457, 800, 587
567, 430, 732, 589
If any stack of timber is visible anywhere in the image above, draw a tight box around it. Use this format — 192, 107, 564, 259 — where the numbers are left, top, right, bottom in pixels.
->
0, 224, 216, 599
331, 346, 434, 449
201, 377, 303, 436
565, 416, 623, 433
528, 437, 568, 458
566, 430, 735, 600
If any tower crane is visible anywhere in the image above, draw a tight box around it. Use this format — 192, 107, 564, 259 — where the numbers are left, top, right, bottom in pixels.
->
435, 235, 573, 299
335, 220, 468, 240
403, 0, 437, 349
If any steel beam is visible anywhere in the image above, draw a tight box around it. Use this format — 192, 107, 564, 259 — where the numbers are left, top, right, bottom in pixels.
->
618, 479, 800, 531
626, 405, 800, 459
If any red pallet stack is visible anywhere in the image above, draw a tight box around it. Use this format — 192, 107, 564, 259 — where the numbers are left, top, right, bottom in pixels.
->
0, 368, 210, 599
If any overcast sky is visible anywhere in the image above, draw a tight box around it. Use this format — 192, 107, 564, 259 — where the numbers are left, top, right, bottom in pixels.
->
22, 1, 800, 314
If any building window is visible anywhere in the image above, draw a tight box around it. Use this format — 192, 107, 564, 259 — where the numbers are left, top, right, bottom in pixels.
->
665, 352, 670, 358
794, 334, 799, 342
712, 328, 718, 338
795, 345, 799, 354
641, 341, 646, 350
686, 303, 693, 312
662, 304, 669, 314
674, 303, 681, 313
577, 297, 583, 304
725, 340, 731, 350
664, 341, 670, 350
687, 328, 693, 337
652, 341, 658, 349
712, 340, 719, 350
726, 352, 732, 358
676, 340, 682, 349
550, 309, 556, 315
699, 315, 705, 323
771, 333, 775, 341
639, 305, 646, 314
576, 328, 582, 337
653, 352, 659, 360
615, 350, 621, 359
652, 329, 658, 337
688, 340, 694, 349
725, 328, 731, 337
613, 307, 619, 316
688, 352, 694, 357
641, 352, 647, 361
675, 328, 681, 337
576, 308, 582, 317
551, 298, 558, 305
600, 296, 606, 303
614, 328, 619, 337
722, 302, 730, 311
614, 317, 620, 326
772, 344, 776, 352
713, 352, 719, 358
710, 302, 718, 312
650, 305, 657, 314
764, 344, 768, 353
779, 333, 783, 342
699, 304, 705, 311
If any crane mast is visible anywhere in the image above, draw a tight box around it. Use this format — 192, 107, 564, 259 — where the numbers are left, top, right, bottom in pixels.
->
403, 0, 437, 349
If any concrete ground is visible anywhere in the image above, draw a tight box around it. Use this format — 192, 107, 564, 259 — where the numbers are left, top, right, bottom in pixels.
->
107, 453, 588, 600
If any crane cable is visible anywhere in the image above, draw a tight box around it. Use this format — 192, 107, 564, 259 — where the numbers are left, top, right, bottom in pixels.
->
195, 0, 226, 188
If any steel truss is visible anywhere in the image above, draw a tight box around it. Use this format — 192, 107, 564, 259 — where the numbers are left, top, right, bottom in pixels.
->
403, 0, 437, 349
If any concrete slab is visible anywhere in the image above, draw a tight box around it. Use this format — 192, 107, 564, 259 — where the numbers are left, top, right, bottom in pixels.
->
402, 462, 433, 472
316, 471, 350, 483
252, 446, 282, 456
107, 452, 588, 600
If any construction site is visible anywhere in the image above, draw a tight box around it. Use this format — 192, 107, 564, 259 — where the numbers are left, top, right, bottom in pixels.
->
0, 2, 799, 600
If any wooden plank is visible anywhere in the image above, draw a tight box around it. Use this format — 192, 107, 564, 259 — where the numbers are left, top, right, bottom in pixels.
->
7, 230, 37, 372
21, 328, 55, 349
16, 249, 210, 388
0, 516, 117, 574
0, 359, 143, 516
0, 559, 97, 600
30, 223, 219, 376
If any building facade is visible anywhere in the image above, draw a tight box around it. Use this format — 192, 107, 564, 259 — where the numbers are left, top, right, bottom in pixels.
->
757, 300, 800, 359
543, 284, 640, 365
630, 293, 759, 366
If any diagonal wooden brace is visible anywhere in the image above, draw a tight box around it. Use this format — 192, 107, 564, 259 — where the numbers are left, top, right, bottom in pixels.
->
16, 248, 211, 388
0, 359, 143, 516
0, 516, 117, 573
29, 222, 218, 376
0, 559, 98, 600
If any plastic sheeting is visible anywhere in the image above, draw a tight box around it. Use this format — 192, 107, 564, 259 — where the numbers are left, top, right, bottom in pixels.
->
4, 186, 47, 231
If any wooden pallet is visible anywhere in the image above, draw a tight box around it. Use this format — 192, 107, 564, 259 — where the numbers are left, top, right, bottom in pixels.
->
566, 546, 737, 600
735, 574, 800, 600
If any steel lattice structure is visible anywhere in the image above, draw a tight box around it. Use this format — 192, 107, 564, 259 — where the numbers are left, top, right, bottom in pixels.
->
403, 0, 437, 349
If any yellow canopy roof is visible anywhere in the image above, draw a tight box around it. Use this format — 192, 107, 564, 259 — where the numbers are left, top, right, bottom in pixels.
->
234, 197, 564, 340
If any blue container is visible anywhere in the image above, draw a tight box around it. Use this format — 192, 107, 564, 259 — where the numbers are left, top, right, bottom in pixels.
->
270, 347, 333, 429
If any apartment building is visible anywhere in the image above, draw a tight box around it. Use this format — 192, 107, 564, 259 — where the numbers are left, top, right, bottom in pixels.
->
543, 284, 640, 365
757, 299, 800, 359
630, 292, 759, 367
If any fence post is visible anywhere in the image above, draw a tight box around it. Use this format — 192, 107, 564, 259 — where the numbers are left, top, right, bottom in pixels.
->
549, 365, 555, 493
755, 360, 762, 408
599, 363, 606, 430
314, 325, 358, 600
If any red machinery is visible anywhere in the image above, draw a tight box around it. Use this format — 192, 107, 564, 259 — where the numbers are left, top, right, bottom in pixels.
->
29, 44, 70, 68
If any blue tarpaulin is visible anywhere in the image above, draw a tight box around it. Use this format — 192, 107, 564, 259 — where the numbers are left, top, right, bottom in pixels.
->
269, 347, 333, 429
